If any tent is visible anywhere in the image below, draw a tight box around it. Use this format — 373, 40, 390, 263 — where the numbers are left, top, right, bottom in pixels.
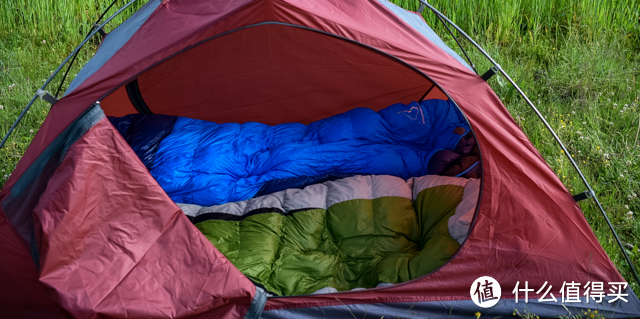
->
1, 0, 639, 317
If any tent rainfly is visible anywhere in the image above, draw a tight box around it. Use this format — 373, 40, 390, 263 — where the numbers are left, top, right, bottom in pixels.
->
1, 0, 639, 318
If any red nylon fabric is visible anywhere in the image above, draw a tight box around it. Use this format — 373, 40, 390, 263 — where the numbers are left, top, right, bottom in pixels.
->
101, 85, 135, 117
0, 209, 70, 318
133, 23, 432, 125
31, 118, 255, 318
0, 0, 628, 315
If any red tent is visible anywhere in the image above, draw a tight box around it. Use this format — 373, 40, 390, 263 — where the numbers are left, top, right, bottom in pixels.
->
1, 0, 639, 317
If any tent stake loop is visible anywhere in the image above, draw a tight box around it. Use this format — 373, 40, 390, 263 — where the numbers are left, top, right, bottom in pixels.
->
572, 190, 593, 202
481, 65, 501, 81
93, 23, 107, 37
36, 89, 59, 105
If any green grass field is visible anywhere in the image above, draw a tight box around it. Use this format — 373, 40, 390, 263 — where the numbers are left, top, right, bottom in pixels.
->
1, 0, 639, 303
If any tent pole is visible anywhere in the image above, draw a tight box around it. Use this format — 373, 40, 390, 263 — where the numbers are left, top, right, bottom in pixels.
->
418, 84, 435, 101
419, 0, 640, 288
54, 0, 121, 98
0, 0, 138, 151
433, 14, 478, 75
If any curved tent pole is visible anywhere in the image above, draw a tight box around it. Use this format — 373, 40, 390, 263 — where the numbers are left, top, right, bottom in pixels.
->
434, 14, 478, 75
418, 0, 640, 287
0, 0, 138, 151
54, 0, 121, 98
417, 3, 477, 75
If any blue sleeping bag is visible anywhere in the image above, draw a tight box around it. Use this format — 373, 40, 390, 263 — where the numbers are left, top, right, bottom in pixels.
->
110, 99, 473, 206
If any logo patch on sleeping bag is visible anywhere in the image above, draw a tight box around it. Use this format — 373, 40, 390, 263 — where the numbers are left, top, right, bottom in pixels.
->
397, 104, 426, 124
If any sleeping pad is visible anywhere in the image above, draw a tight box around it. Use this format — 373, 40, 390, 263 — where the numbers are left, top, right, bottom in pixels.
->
109, 99, 480, 206
180, 174, 480, 296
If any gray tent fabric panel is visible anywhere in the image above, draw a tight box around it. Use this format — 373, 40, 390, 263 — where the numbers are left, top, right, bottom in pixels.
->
64, 0, 162, 96
261, 289, 640, 319
377, 0, 473, 72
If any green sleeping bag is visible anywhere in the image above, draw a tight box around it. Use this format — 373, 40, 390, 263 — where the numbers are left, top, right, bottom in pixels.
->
185, 175, 479, 296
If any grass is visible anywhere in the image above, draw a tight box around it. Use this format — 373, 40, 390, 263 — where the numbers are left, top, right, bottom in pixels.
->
395, 0, 640, 46
0, 0, 639, 302
0, 0, 146, 181
1, 0, 144, 44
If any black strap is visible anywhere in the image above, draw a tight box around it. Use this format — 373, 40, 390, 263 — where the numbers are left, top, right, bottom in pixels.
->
125, 79, 153, 114
93, 23, 107, 37
573, 190, 593, 202
418, 84, 436, 101
37, 89, 59, 105
481, 66, 498, 81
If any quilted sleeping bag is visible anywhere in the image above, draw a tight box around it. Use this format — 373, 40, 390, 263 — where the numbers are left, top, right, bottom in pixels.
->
180, 174, 480, 296
109, 99, 479, 207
